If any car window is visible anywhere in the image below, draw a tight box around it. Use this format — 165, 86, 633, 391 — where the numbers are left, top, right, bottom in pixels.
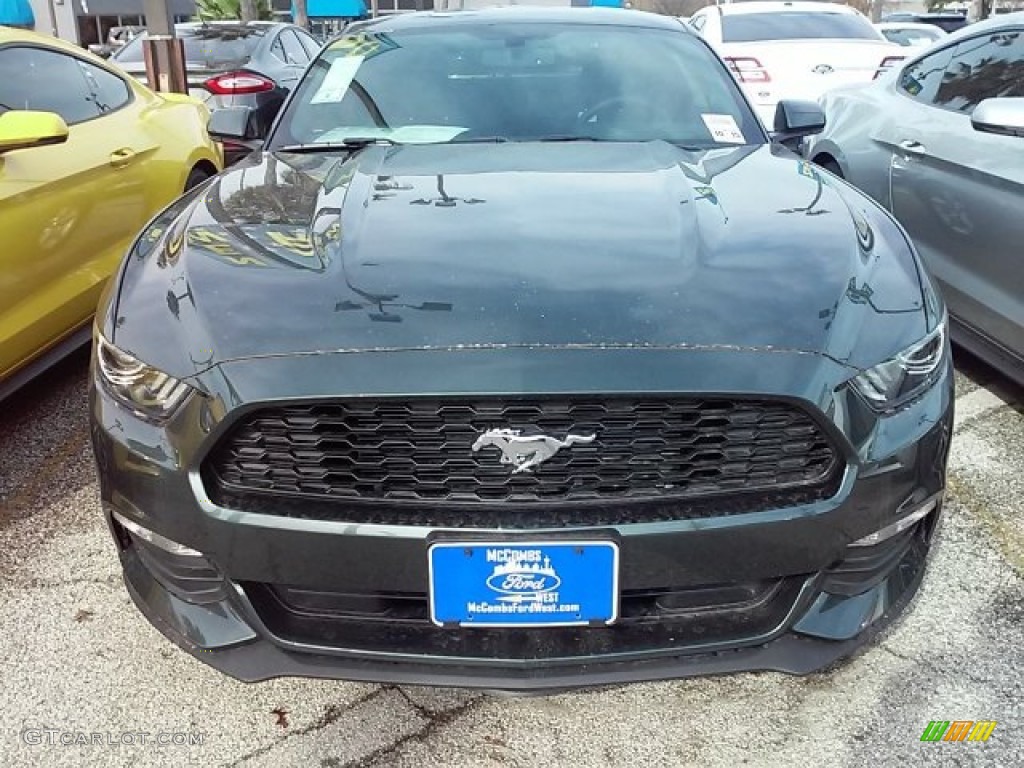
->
280, 29, 310, 66
880, 27, 943, 47
929, 18, 968, 34
0, 46, 100, 124
932, 29, 1024, 114
77, 59, 132, 115
271, 24, 763, 149
722, 12, 883, 42
116, 27, 265, 68
271, 35, 288, 63
296, 30, 322, 58
898, 45, 955, 103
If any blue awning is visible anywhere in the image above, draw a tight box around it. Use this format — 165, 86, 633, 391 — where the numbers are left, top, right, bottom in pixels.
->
0, 0, 35, 25
294, 0, 368, 18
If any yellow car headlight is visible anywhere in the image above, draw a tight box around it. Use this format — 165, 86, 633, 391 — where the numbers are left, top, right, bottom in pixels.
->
96, 335, 193, 420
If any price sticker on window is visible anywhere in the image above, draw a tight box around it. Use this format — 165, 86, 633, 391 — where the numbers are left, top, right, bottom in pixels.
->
701, 113, 745, 144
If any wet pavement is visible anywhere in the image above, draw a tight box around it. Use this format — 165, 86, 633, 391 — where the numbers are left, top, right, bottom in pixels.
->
1, 347, 1021, 767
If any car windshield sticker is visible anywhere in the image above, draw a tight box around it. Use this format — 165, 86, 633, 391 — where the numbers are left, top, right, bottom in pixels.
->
327, 33, 393, 59
310, 56, 364, 104
701, 114, 745, 144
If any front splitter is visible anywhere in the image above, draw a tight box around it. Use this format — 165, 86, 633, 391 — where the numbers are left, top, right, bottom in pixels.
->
120, 533, 929, 692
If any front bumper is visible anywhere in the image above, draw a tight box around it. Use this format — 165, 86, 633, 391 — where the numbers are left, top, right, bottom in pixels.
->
90, 348, 953, 690
115, 502, 940, 690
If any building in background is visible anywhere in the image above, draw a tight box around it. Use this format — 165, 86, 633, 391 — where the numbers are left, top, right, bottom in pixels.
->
26, 0, 193, 44
0, 0, 36, 28
25, 0, 1022, 48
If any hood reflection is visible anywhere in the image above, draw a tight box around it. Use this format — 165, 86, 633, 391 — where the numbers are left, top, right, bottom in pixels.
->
109, 141, 930, 381
411, 175, 487, 207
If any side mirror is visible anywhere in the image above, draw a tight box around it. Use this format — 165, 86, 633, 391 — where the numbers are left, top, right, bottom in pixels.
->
971, 97, 1024, 138
0, 111, 70, 154
208, 107, 268, 165
208, 106, 265, 144
772, 100, 826, 149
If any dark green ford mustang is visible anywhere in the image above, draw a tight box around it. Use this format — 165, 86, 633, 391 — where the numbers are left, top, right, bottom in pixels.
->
89, 8, 953, 690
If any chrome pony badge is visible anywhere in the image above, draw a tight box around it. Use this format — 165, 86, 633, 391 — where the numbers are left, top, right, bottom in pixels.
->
471, 429, 596, 474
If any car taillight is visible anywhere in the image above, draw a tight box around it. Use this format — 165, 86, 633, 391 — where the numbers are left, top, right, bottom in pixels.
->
874, 56, 905, 80
724, 56, 771, 83
204, 71, 276, 95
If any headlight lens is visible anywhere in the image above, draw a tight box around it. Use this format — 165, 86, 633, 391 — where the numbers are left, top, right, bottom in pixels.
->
96, 335, 193, 420
852, 321, 947, 410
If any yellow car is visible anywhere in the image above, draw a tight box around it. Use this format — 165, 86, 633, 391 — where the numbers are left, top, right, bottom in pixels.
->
0, 27, 222, 397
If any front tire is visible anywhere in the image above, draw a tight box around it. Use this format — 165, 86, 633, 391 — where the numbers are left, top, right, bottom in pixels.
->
815, 157, 844, 179
184, 166, 213, 192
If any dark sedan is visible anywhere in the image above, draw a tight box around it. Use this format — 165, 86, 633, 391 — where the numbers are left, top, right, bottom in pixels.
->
90, 8, 952, 691
112, 21, 321, 164
881, 12, 969, 34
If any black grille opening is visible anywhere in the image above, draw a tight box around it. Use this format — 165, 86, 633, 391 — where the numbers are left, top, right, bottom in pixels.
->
203, 396, 842, 526
241, 577, 806, 661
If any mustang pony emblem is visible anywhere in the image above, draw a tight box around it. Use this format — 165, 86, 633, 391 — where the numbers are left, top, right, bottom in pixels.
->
471, 429, 596, 474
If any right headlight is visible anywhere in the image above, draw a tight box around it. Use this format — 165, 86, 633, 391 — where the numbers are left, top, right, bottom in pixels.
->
95, 334, 194, 421
851, 321, 948, 411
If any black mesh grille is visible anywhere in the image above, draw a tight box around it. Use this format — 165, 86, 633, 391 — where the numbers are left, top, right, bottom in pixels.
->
241, 577, 806, 661
203, 396, 841, 525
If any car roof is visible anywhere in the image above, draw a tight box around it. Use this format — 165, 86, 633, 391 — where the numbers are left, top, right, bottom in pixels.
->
714, 1, 860, 16
174, 21, 280, 32
875, 21, 946, 32
351, 7, 687, 33
939, 9, 1024, 42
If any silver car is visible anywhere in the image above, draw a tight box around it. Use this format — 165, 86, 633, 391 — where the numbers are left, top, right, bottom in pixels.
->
806, 13, 1024, 384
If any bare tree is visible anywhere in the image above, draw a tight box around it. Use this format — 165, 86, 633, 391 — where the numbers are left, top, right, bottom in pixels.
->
631, 0, 708, 17
294, 0, 309, 29
240, 0, 259, 22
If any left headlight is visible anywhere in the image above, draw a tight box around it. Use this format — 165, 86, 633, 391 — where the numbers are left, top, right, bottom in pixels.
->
851, 321, 948, 411
95, 335, 193, 421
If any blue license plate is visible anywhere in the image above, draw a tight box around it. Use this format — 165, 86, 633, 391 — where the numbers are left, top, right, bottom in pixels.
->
428, 541, 619, 627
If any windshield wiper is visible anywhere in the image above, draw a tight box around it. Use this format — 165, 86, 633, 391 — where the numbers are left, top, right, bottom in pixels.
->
276, 137, 399, 153
446, 136, 512, 144
534, 135, 602, 143
536, 137, 723, 150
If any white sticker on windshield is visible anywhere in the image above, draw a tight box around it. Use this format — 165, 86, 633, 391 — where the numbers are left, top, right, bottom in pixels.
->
701, 114, 745, 144
310, 56, 365, 104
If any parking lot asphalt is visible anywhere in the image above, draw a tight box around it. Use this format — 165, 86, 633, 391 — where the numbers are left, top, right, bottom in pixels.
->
1, 348, 1021, 767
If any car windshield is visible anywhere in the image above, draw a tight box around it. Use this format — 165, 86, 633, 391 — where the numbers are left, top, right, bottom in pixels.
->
722, 12, 883, 42
269, 23, 763, 149
928, 18, 968, 33
880, 27, 943, 46
115, 27, 266, 67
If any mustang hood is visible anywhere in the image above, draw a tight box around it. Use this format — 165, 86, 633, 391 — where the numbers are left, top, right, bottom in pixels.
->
111, 142, 931, 378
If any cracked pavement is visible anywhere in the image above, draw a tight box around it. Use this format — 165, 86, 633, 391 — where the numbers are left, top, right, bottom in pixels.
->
1, 348, 1021, 767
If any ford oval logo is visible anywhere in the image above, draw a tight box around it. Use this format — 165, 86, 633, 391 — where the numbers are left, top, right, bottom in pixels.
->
812, 64, 835, 75
486, 568, 562, 596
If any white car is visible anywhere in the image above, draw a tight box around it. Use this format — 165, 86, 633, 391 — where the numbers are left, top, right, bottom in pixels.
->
875, 21, 948, 48
688, 1, 906, 126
